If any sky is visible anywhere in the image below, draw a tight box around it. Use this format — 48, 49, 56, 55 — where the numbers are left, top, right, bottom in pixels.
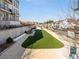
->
19, 0, 73, 22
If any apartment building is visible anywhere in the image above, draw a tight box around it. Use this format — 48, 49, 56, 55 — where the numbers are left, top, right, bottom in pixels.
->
0, 0, 20, 28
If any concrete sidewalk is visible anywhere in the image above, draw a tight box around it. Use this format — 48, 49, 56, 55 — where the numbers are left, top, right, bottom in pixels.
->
0, 33, 31, 59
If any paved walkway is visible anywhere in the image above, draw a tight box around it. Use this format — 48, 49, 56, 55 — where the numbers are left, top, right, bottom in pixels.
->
22, 28, 79, 59
0, 33, 32, 59
44, 28, 79, 58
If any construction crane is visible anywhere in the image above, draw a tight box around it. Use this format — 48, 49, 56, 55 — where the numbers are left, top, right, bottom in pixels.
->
69, 0, 79, 59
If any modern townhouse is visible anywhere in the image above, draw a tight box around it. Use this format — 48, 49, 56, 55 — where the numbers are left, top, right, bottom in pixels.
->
0, 0, 20, 29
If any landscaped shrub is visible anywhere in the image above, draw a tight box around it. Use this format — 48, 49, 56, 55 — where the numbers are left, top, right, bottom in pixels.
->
24, 31, 28, 33
24, 29, 32, 34
22, 30, 43, 48
6, 37, 13, 43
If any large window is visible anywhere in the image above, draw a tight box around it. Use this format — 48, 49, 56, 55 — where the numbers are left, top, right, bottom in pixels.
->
13, 0, 19, 8
3, 12, 8, 21
0, 12, 3, 21
15, 16, 19, 21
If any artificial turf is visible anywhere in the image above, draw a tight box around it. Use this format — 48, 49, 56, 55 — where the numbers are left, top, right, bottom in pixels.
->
22, 29, 64, 49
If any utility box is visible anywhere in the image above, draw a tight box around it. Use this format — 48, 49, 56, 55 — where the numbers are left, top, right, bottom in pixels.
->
70, 46, 77, 54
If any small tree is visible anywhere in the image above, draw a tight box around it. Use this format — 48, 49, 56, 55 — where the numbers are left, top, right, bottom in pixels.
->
6, 37, 13, 43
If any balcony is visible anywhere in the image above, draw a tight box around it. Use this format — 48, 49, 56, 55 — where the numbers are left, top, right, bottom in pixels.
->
0, 3, 11, 13
10, 9, 19, 16
0, 3, 18, 15
10, 9, 16, 15
0, 3, 5, 9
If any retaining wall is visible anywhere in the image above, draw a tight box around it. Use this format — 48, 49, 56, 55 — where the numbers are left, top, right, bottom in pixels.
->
0, 26, 31, 44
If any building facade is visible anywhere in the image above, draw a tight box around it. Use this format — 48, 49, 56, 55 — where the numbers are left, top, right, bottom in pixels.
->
0, 0, 19, 28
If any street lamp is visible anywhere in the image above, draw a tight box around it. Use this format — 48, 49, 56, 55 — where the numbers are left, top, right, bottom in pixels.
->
69, 0, 79, 59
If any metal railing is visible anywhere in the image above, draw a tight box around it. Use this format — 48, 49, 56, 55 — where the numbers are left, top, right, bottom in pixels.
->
0, 3, 5, 9
0, 3, 17, 15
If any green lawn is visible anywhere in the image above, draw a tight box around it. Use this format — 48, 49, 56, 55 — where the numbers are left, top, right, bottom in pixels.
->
22, 29, 64, 49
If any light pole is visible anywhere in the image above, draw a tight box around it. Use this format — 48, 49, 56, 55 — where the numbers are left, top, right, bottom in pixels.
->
69, 0, 79, 59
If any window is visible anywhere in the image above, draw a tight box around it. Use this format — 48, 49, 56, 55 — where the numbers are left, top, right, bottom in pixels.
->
0, 12, 3, 21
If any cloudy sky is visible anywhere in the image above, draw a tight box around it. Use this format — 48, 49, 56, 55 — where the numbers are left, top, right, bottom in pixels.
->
19, 0, 73, 22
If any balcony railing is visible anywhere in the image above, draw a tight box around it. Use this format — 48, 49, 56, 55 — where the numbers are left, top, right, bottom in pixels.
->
0, 3, 5, 9
0, 2, 19, 16
0, 3, 8, 10
0, 3, 17, 15
10, 9, 15, 15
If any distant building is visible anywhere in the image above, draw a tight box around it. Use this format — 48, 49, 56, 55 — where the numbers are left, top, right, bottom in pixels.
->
43, 20, 54, 30
53, 19, 79, 30
0, 0, 20, 28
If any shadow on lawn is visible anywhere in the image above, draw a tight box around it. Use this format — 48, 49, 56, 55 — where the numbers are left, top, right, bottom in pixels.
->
22, 30, 43, 48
